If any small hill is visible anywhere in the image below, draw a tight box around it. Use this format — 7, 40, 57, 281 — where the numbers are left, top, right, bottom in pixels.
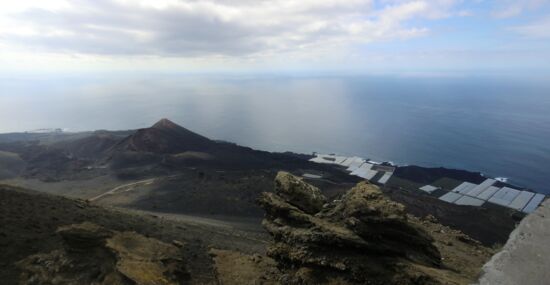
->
113, 119, 214, 154
106, 119, 321, 172
1, 118, 330, 184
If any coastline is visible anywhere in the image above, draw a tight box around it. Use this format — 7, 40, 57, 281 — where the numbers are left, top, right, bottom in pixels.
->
308, 153, 546, 214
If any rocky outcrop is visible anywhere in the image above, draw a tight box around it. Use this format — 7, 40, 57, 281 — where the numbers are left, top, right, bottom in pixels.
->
17, 222, 188, 285
274, 171, 327, 214
258, 171, 443, 284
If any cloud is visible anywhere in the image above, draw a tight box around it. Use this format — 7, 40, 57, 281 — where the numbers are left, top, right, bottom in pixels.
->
510, 16, 550, 39
0, 0, 459, 58
457, 10, 473, 17
491, 0, 549, 19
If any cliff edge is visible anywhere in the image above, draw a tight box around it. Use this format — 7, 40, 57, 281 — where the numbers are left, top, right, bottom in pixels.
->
477, 199, 550, 285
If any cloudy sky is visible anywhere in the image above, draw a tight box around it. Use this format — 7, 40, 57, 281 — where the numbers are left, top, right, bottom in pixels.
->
0, 0, 549, 73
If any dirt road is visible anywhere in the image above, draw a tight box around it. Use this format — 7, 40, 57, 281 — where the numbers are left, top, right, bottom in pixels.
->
88, 175, 181, 201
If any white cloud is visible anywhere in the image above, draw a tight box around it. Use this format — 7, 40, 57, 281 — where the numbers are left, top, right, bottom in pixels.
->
510, 16, 550, 38
457, 10, 474, 17
492, 0, 549, 19
0, 0, 458, 60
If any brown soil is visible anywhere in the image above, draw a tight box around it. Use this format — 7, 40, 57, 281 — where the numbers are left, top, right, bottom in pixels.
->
209, 249, 280, 285
0, 184, 266, 285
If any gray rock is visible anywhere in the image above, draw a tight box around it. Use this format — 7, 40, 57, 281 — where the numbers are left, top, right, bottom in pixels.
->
274, 171, 327, 214
476, 199, 550, 285
258, 172, 442, 284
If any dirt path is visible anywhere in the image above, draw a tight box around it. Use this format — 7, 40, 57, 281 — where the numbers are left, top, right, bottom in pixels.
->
88, 175, 180, 201
118, 208, 269, 254
138, 210, 265, 233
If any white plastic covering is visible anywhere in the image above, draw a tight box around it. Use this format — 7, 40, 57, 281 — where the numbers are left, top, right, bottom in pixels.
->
352, 169, 368, 178
378, 172, 393, 184
509, 191, 535, 211
339, 157, 352, 167
333, 156, 348, 165
351, 163, 379, 180
340, 156, 362, 167
451, 182, 467, 193
419, 185, 439, 193
454, 196, 485, 206
522, 194, 545, 213
476, 186, 500, 200
357, 169, 378, 180
364, 169, 378, 180
351, 163, 371, 176
439, 192, 463, 203
421, 178, 546, 212
452, 182, 477, 194
488, 187, 521, 207
346, 157, 366, 172
466, 179, 496, 197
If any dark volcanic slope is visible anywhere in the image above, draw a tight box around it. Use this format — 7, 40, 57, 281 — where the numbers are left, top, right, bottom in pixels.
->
394, 166, 487, 185
0, 119, 332, 179
52, 130, 134, 160
381, 186, 519, 246
113, 118, 215, 154
0, 130, 134, 180
108, 119, 328, 172
0, 184, 266, 285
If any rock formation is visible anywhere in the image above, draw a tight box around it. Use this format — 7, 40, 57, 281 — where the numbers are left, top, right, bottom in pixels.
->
258, 171, 443, 284
17, 222, 188, 285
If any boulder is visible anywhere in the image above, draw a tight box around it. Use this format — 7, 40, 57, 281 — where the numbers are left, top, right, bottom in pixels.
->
274, 171, 327, 214
258, 172, 443, 284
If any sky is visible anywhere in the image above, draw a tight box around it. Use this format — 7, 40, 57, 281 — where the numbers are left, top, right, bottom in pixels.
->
0, 0, 549, 74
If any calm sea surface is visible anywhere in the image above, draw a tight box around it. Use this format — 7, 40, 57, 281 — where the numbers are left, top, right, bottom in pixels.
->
1, 73, 550, 193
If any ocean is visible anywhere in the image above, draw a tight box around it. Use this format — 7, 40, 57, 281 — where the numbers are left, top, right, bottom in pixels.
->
1, 73, 549, 193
